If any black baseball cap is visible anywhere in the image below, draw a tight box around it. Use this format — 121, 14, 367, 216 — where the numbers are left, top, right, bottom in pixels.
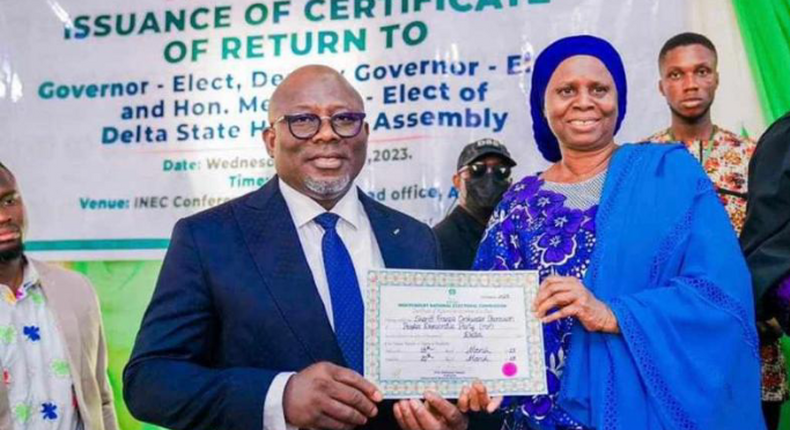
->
456, 138, 517, 170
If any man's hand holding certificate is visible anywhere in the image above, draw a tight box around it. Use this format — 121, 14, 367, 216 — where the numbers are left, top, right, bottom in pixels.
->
365, 270, 547, 399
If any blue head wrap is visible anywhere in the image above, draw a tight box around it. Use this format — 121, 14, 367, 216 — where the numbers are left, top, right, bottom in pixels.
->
530, 35, 628, 162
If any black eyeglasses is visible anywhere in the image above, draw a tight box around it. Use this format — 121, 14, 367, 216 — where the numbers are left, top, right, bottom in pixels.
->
461, 163, 512, 181
273, 112, 367, 140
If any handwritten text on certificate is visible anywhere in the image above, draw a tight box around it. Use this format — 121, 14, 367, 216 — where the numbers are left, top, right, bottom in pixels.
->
364, 270, 547, 398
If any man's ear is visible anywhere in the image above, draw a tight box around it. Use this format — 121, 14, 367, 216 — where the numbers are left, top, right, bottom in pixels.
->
263, 128, 276, 158
658, 79, 665, 98
452, 172, 462, 190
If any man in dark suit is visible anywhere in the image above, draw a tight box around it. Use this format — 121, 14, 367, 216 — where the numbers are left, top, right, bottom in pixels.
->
123, 65, 442, 430
740, 111, 790, 430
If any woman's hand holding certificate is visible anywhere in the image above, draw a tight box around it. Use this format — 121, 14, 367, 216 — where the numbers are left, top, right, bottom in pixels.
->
392, 383, 502, 430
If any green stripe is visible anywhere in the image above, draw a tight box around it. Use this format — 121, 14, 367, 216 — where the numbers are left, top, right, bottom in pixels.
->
732, 0, 790, 123
25, 239, 170, 251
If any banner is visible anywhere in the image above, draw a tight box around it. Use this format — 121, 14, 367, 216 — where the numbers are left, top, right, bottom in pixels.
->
1, 0, 688, 261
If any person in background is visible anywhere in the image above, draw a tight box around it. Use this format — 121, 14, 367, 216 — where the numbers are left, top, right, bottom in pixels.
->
646, 31, 756, 234
0, 161, 118, 430
741, 111, 790, 430
434, 138, 516, 270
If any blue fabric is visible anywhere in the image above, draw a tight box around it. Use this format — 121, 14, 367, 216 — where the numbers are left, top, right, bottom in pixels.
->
476, 144, 765, 429
530, 35, 628, 162
561, 144, 763, 429
315, 213, 364, 374
475, 176, 598, 429
123, 177, 442, 430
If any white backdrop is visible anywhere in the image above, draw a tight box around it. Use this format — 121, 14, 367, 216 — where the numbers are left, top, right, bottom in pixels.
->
1, 0, 697, 260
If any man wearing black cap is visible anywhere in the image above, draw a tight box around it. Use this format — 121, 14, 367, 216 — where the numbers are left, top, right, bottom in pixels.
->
434, 138, 516, 270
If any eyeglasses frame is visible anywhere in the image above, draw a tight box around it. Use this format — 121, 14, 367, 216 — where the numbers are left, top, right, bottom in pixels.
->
271, 112, 367, 140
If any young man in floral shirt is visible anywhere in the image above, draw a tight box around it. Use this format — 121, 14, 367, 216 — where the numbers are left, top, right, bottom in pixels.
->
646, 32, 782, 429
646, 32, 756, 233
0, 162, 118, 430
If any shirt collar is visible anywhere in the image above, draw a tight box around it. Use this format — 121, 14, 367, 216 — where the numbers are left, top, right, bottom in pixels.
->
22, 259, 40, 288
279, 179, 362, 230
667, 124, 720, 142
0, 258, 41, 301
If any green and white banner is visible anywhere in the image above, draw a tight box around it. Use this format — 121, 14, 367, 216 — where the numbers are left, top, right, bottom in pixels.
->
1, 0, 691, 261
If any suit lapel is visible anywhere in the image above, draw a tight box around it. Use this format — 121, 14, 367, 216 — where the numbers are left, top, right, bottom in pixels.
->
233, 178, 346, 365
360, 191, 412, 269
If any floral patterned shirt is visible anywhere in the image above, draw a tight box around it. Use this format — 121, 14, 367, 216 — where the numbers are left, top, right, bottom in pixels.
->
0, 262, 82, 430
475, 172, 605, 430
645, 126, 756, 234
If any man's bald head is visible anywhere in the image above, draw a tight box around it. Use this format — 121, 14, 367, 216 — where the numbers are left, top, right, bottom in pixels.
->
262, 64, 369, 210
268, 65, 364, 122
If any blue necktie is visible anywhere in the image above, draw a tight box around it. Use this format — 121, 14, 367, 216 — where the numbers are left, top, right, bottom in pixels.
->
314, 213, 364, 374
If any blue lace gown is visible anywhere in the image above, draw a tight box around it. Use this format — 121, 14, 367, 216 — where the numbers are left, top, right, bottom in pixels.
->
474, 172, 605, 430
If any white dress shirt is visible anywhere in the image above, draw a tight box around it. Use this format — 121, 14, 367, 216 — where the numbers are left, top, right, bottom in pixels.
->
263, 180, 385, 430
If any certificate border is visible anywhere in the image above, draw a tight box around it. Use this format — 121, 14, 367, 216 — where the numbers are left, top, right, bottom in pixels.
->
365, 269, 547, 398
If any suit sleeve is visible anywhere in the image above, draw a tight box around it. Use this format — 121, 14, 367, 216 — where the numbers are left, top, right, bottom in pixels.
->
123, 219, 278, 430
741, 115, 790, 318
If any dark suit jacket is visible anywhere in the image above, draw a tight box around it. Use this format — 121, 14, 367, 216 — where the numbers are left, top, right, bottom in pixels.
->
741, 111, 790, 320
433, 206, 486, 270
123, 177, 442, 430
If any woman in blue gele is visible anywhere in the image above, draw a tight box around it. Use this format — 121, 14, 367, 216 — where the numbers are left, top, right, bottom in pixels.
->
393, 35, 765, 430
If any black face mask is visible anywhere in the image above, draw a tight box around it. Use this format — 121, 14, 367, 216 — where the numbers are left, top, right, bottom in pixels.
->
464, 172, 510, 221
